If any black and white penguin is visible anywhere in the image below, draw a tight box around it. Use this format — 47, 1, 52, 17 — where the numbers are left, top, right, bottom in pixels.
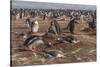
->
16, 13, 20, 20
25, 18, 39, 33
63, 35, 80, 44
23, 35, 44, 50
25, 18, 34, 32
53, 20, 61, 35
32, 20, 39, 33
48, 20, 61, 35
42, 50, 65, 58
67, 16, 79, 34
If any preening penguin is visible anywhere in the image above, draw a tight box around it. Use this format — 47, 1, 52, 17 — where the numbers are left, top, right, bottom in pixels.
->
48, 20, 61, 35
23, 35, 44, 50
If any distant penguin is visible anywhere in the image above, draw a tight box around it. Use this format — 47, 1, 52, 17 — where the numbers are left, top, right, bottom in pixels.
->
32, 20, 39, 33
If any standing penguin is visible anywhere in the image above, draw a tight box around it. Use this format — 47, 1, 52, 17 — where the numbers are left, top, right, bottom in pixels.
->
48, 20, 61, 35
32, 20, 39, 33
87, 13, 95, 30
43, 13, 46, 20
16, 13, 20, 20
53, 20, 61, 35
67, 16, 79, 34
25, 18, 33, 32
80, 14, 84, 24
19, 8, 23, 19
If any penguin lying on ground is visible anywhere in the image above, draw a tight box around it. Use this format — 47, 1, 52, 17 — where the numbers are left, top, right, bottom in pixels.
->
63, 35, 80, 44
23, 35, 44, 50
42, 50, 65, 58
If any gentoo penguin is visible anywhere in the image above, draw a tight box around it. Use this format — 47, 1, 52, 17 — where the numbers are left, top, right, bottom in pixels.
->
53, 20, 61, 35
80, 14, 84, 24
32, 20, 39, 33
25, 18, 33, 32
16, 13, 20, 20
63, 34, 80, 44
67, 16, 79, 34
23, 35, 44, 50
42, 50, 65, 58
39, 52, 53, 59
48, 20, 61, 35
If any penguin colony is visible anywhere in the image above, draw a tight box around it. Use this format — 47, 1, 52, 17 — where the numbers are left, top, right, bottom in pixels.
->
12, 8, 96, 59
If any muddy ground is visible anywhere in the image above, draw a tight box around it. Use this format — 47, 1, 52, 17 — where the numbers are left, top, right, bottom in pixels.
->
11, 16, 96, 66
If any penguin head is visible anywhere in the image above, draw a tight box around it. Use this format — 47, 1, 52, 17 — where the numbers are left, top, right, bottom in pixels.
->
34, 20, 38, 25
